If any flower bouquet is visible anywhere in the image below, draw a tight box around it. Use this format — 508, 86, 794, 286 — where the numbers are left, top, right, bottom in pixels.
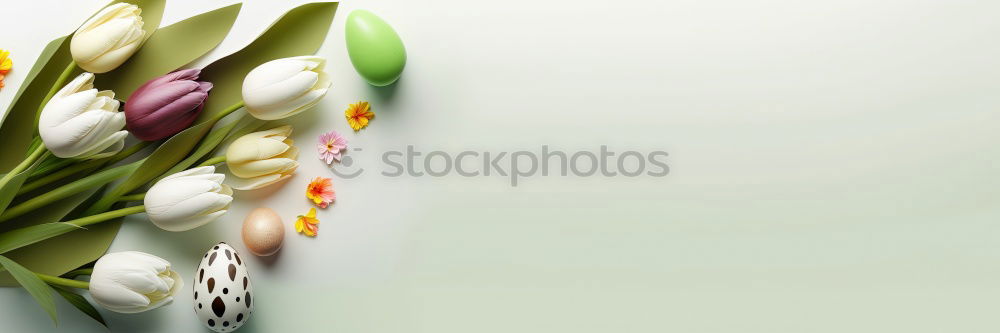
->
0, 0, 339, 327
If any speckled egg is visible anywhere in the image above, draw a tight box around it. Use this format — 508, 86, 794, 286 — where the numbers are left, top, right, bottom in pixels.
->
193, 242, 253, 332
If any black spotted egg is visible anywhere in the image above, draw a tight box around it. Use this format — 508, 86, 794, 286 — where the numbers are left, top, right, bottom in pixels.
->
193, 242, 253, 332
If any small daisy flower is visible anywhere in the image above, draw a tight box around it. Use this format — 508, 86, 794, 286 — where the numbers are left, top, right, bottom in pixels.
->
317, 130, 347, 164
345, 101, 374, 131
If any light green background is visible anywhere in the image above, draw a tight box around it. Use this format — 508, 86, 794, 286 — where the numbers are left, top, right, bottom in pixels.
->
2, 0, 999, 331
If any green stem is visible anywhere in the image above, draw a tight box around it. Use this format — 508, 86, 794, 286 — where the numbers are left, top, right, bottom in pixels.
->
34, 61, 77, 128
19, 160, 102, 194
64, 268, 93, 277
117, 193, 146, 202
36, 272, 89, 289
28, 156, 74, 179
0, 143, 48, 191
212, 102, 245, 123
198, 155, 226, 167
19, 141, 152, 194
70, 205, 145, 228
24, 137, 42, 159
0, 160, 142, 223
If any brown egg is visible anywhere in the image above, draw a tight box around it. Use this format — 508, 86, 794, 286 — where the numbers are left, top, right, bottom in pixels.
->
241, 207, 284, 256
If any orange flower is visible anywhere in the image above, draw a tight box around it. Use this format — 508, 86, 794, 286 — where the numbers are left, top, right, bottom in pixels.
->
306, 177, 335, 208
295, 208, 320, 236
344, 101, 374, 131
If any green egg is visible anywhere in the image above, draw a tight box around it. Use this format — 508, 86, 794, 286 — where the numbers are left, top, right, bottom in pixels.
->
345, 10, 407, 86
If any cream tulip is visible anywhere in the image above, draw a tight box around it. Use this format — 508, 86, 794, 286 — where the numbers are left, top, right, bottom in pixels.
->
242, 56, 331, 120
225, 125, 299, 190
145, 166, 233, 231
38, 72, 127, 159
71, 3, 145, 73
89, 251, 182, 314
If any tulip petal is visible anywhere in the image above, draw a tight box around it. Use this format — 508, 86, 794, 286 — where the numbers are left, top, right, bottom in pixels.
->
229, 158, 298, 178
157, 191, 232, 225
89, 251, 180, 314
126, 80, 208, 140
73, 17, 139, 62
248, 70, 317, 107
71, 3, 144, 73
228, 173, 293, 190
90, 280, 152, 313
179, 173, 226, 184
42, 87, 99, 125
276, 144, 299, 160
80, 39, 142, 73
242, 57, 317, 91
250, 81, 328, 120
45, 109, 118, 158
157, 209, 228, 232
243, 57, 330, 120
128, 80, 201, 118
77, 130, 127, 159
226, 137, 293, 165
146, 167, 232, 231
55, 72, 96, 98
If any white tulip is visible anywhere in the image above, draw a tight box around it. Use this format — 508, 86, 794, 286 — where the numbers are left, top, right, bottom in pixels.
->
38, 72, 127, 159
71, 3, 145, 73
89, 251, 182, 314
145, 166, 233, 231
242, 56, 331, 120
225, 125, 299, 190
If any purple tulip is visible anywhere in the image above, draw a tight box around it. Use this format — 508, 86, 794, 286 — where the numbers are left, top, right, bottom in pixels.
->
125, 69, 213, 141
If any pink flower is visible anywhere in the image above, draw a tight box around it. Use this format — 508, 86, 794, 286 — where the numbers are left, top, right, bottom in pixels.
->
317, 130, 347, 164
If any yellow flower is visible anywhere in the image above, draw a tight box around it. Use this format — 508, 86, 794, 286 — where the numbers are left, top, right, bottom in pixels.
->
0, 49, 11, 89
295, 207, 320, 236
344, 101, 374, 131
0, 49, 11, 73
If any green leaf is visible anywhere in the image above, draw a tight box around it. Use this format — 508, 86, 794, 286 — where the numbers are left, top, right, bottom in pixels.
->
0, 255, 57, 324
197, 2, 339, 123
0, 223, 88, 255
0, 171, 32, 218
0, 203, 141, 254
0, 145, 50, 217
0, 187, 102, 286
95, 3, 243, 97
54, 286, 107, 327
0, 37, 70, 170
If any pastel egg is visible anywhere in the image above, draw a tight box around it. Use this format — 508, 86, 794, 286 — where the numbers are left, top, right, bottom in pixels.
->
345, 9, 407, 86
193, 243, 253, 332
241, 207, 284, 256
